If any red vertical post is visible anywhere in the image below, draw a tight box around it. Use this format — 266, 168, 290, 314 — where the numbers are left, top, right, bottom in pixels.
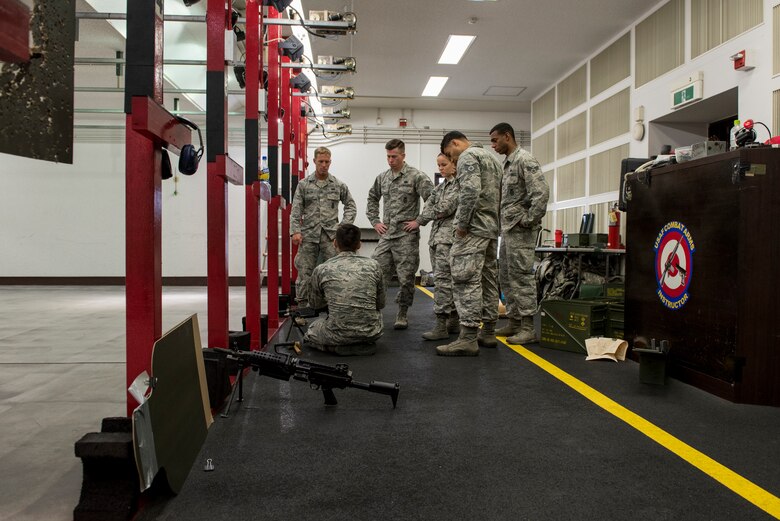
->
280, 60, 292, 294
290, 95, 301, 282
266, 6, 281, 328
206, 0, 230, 348
125, 125, 162, 418
268, 197, 280, 330
125, 1, 164, 417
244, 0, 262, 349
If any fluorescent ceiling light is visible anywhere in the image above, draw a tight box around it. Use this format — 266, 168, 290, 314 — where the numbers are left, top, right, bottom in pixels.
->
422, 76, 448, 97
438, 35, 476, 64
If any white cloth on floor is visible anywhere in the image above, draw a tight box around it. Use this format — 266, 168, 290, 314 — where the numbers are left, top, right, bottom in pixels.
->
585, 337, 628, 362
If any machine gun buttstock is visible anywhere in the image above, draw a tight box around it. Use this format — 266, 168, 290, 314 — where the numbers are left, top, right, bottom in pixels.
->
350, 380, 400, 408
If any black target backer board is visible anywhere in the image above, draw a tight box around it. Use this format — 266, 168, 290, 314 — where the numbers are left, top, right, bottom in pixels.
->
625, 148, 780, 406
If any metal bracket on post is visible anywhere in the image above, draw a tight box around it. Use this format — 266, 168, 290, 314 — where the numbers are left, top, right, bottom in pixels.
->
130, 96, 192, 150
0, 0, 31, 63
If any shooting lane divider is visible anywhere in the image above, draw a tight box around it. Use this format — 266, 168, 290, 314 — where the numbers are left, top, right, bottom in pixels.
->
205, 0, 240, 349
290, 94, 305, 283
266, 6, 282, 331
244, 0, 262, 349
124, 0, 171, 418
280, 57, 292, 295
415, 285, 780, 519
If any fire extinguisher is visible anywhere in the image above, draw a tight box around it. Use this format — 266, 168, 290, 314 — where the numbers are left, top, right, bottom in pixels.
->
608, 203, 620, 249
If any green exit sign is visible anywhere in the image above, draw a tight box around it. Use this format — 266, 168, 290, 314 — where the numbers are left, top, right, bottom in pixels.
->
673, 85, 694, 105
671, 79, 703, 109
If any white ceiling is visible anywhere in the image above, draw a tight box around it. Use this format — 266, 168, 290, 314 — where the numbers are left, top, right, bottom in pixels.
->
72, 0, 655, 121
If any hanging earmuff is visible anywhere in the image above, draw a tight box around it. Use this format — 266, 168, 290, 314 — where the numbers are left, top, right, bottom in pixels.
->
161, 147, 173, 180
175, 116, 204, 175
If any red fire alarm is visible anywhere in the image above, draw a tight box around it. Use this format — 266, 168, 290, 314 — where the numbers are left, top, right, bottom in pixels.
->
731, 49, 754, 71
399, 118, 407, 127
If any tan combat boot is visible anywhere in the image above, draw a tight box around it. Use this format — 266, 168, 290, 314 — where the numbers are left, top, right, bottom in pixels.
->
506, 316, 537, 345
446, 311, 460, 334
477, 321, 497, 348
495, 318, 522, 337
436, 326, 479, 356
422, 314, 449, 340
394, 306, 408, 330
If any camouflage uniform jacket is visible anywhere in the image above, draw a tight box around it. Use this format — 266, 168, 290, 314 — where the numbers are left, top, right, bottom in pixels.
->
418, 177, 459, 246
454, 143, 501, 239
501, 147, 550, 232
290, 173, 356, 243
366, 163, 434, 239
308, 251, 386, 337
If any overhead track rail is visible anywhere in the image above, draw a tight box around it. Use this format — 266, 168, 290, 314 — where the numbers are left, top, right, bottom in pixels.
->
74, 11, 355, 32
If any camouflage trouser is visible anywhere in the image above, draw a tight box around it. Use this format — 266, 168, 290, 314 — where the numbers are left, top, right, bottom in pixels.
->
294, 229, 336, 305
304, 315, 383, 347
449, 234, 499, 328
372, 233, 420, 308
429, 243, 455, 315
499, 226, 538, 318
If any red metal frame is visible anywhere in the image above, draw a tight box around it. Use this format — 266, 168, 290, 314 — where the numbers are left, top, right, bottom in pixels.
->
0, 0, 30, 63
244, 0, 262, 349
206, 0, 234, 349
290, 95, 302, 281
124, 0, 166, 417
280, 59, 292, 294
267, 196, 281, 330
266, 6, 281, 329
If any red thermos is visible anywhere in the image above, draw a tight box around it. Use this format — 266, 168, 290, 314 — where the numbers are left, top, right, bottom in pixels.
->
608, 204, 620, 249
554, 229, 563, 247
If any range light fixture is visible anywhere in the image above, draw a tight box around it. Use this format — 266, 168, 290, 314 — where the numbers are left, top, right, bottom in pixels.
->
263, 0, 293, 10
279, 35, 304, 61
422, 76, 448, 97
438, 35, 476, 65
234, 65, 246, 89
291, 73, 311, 92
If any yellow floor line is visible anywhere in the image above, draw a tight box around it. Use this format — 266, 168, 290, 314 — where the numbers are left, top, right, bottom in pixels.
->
415, 285, 780, 518
417, 286, 435, 299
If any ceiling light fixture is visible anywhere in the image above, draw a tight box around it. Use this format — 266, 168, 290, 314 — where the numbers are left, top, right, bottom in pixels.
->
438, 35, 476, 65
422, 76, 448, 97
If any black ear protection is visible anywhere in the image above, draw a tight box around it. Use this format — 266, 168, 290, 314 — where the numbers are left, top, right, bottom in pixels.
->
175, 116, 204, 175
161, 148, 173, 180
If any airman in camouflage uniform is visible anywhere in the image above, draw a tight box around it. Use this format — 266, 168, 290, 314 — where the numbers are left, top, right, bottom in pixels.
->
417, 153, 460, 340
367, 139, 434, 329
304, 224, 386, 356
437, 132, 502, 356
290, 147, 356, 309
490, 123, 550, 345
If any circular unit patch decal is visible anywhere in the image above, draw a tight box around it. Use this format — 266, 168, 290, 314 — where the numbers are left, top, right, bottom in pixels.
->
653, 221, 695, 310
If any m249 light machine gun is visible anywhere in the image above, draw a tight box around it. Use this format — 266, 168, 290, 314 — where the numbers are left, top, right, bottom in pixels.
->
220, 346, 399, 414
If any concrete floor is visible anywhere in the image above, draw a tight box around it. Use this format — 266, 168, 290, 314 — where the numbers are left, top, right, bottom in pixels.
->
0, 286, 257, 521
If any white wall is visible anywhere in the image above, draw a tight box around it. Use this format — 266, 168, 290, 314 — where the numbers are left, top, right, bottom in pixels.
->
628, 0, 777, 158
0, 108, 527, 277
529, 0, 779, 236
0, 141, 252, 277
